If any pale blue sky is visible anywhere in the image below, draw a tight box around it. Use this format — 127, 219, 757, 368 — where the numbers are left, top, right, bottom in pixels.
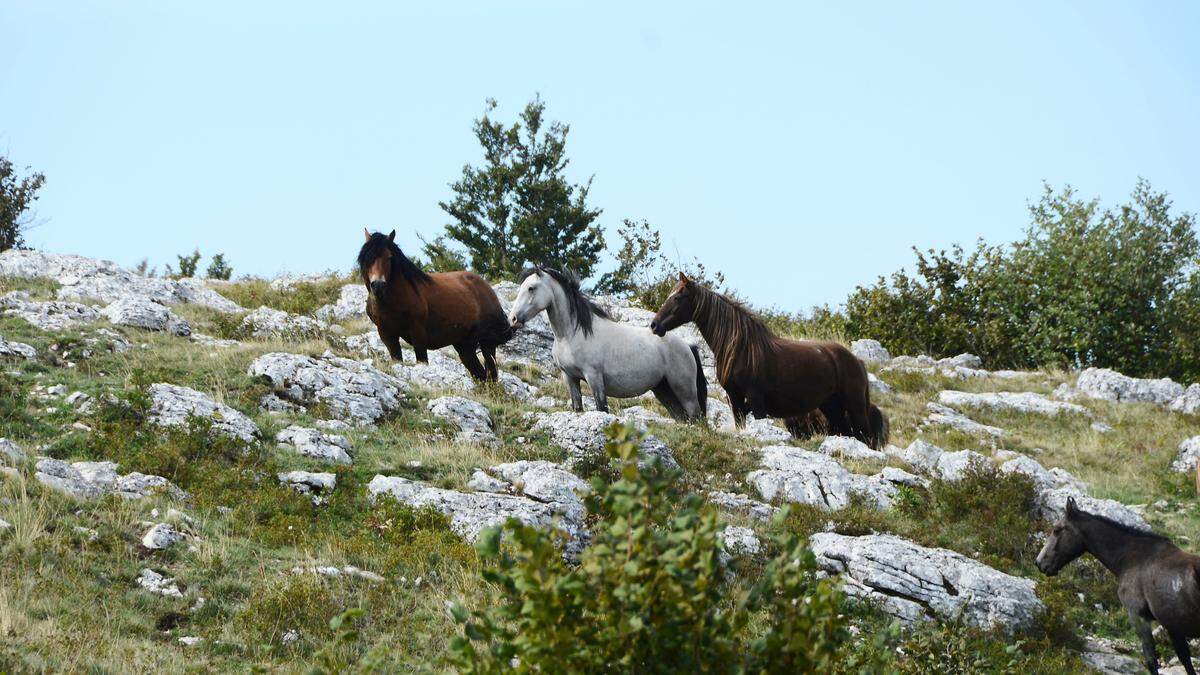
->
2, 1, 1197, 311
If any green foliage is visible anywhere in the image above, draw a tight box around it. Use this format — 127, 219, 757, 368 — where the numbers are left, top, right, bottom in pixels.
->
205, 253, 233, 280
170, 249, 202, 278
592, 218, 730, 311
845, 180, 1200, 380
216, 275, 351, 317
448, 423, 861, 673
0, 154, 46, 252
416, 233, 468, 273
438, 96, 606, 280
308, 608, 386, 674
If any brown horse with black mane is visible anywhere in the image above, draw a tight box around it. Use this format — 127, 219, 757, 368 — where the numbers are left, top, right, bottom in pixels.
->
358, 229, 512, 381
651, 273, 888, 448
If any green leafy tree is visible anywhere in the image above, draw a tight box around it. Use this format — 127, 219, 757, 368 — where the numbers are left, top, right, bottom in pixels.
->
0, 154, 46, 252
438, 96, 606, 280
448, 423, 867, 673
171, 249, 202, 278
593, 218, 729, 310
417, 233, 468, 273
205, 252, 233, 280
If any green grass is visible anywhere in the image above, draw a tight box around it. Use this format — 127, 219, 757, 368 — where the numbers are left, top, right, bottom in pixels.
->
2, 275, 1199, 671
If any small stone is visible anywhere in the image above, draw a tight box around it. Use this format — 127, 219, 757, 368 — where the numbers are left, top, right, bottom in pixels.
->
137, 568, 183, 597
142, 523, 185, 550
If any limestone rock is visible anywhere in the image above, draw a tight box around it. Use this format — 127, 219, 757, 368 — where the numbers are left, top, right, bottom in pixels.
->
818, 435, 887, 462
719, 526, 761, 556
810, 532, 1043, 633
0, 291, 100, 331
850, 339, 891, 365
136, 568, 184, 597
1168, 384, 1200, 415
884, 439, 946, 473
933, 449, 989, 481
142, 523, 185, 550
748, 446, 897, 510
868, 372, 893, 395
1075, 367, 1184, 406
100, 295, 191, 336
923, 402, 1007, 438
1172, 436, 1200, 474
427, 396, 498, 444
706, 398, 736, 431
707, 490, 779, 521
276, 425, 352, 464
248, 352, 408, 423
34, 458, 187, 501
314, 284, 367, 322
937, 390, 1088, 417
531, 410, 678, 471
739, 415, 792, 443
389, 348, 538, 401
0, 334, 36, 360
278, 471, 337, 504
147, 383, 260, 442
1, 438, 27, 465
240, 306, 327, 340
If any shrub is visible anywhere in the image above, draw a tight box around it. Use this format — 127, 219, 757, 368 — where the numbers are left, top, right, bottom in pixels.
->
447, 423, 865, 672
0, 154, 46, 253
205, 253, 233, 280
169, 249, 202, 278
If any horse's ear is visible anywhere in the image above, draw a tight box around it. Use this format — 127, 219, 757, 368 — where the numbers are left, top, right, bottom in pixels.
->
1066, 496, 1078, 517
678, 272, 692, 285
388, 230, 396, 242
363, 228, 372, 242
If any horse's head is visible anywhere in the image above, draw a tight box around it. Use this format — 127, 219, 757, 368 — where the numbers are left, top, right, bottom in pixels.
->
510, 266, 554, 328
359, 229, 397, 295
651, 272, 698, 337
1036, 496, 1088, 576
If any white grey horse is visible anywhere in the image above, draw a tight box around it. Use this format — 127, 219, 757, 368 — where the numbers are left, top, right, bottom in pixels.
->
508, 267, 707, 421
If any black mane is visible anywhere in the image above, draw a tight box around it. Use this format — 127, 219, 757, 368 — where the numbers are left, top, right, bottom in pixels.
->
357, 233, 430, 287
519, 265, 609, 337
1075, 506, 1169, 542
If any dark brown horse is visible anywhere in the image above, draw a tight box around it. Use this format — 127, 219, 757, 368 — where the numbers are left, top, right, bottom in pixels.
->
651, 273, 888, 448
358, 229, 512, 381
1037, 497, 1199, 674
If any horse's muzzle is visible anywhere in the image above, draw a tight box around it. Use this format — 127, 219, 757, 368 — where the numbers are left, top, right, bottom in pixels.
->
650, 320, 665, 337
370, 280, 387, 295
509, 313, 525, 328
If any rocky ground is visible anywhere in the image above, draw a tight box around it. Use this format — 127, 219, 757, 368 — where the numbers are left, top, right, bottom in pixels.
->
1, 250, 1199, 672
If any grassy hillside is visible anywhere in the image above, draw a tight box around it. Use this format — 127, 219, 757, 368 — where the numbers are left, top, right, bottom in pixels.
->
1, 275, 1197, 672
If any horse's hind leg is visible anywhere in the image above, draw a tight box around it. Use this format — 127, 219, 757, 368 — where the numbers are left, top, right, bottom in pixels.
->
652, 379, 688, 421
819, 398, 850, 437
480, 344, 499, 381
453, 342, 488, 381
1169, 630, 1196, 675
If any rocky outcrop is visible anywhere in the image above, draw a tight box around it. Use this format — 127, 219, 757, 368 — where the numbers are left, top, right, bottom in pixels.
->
937, 390, 1089, 417
248, 352, 408, 423
884, 439, 946, 473
707, 490, 779, 521
35, 459, 187, 501
0, 250, 242, 312
738, 415, 792, 443
101, 296, 191, 336
530, 410, 679, 471
1168, 384, 1200, 415
469, 460, 589, 525
747, 446, 907, 511
923, 403, 1006, 437
278, 471, 337, 504
933, 449, 989, 481
1172, 436, 1200, 474
491, 281, 556, 365
719, 526, 761, 556
851, 339, 891, 365
0, 291, 100, 331
142, 523, 186, 550
147, 383, 260, 443
0, 334, 36, 360
367, 473, 588, 557
818, 435, 887, 461
239, 306, 327, 340
706, 398, 736, 431
868, 372, 893, 395
1075, 367, 1185, 406
995, 454, 1148, 531
885, 354, 989, 379
390, 348, 538, 401
314, 284, 367, 322
276, 425, 352, 464
0, 438, 26, 465
427, 396, 498, 445
810, 532, 1043, 633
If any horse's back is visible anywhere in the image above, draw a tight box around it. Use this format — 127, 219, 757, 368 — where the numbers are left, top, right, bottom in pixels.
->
427, 270, 504, 316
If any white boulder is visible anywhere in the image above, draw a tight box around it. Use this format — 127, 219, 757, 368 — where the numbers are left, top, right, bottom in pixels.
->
531, 410, 679, 471
248, 352, 408, 423
851, 339, 891, 365
314, 284, 367, 322
240, 306, 327, 340
427, 396, 498, 445
147, 383, 260, 443
276, 425, 352, 464
1075, 367, 1184, 406
100, 296, 191, 336
937, 390, 1089, 417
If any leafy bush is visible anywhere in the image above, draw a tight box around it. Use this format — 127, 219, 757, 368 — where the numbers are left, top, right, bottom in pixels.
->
0, 154, 45, 253
448, 423, 866, 673
205, 253, 233, 280
845, 180, 1200, 380
169, 249, 202, 278
594, 218, 730, 311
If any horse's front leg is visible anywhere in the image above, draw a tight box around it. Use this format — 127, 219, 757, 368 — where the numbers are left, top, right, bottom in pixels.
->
563, 372, 584, 412
1168, 630, 1196, 675
414, 346, 428, 363
1127, 609, 1159, 675
747, 389, 769, 419
379, 331, 405, 362
724, 384, 748, 427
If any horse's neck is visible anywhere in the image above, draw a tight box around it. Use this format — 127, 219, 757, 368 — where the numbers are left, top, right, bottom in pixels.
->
692, 302, 734, 372
1083, 519, 1164, 576
543, 282, 584, 340
377, 280, 423, 315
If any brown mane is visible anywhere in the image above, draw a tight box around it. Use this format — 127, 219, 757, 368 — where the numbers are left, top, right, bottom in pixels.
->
689, 284, 775, 382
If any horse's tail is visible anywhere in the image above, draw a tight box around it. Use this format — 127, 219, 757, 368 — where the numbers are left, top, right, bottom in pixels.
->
868, 402, 889, 449
690, 344, 708, 418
